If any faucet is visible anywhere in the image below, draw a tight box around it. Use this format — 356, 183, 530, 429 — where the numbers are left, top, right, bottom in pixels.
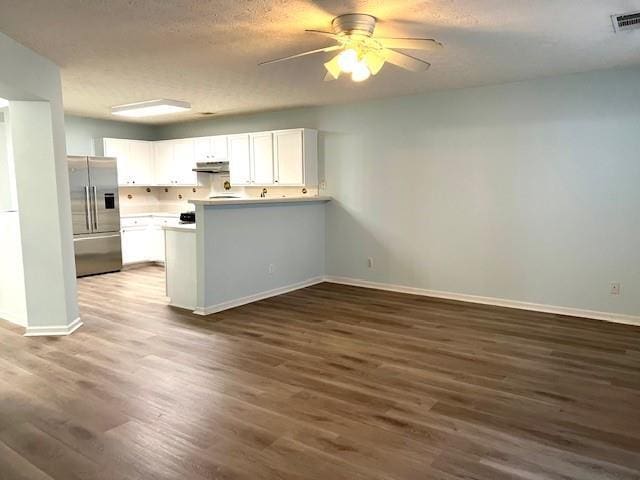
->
260, 188, 268, 198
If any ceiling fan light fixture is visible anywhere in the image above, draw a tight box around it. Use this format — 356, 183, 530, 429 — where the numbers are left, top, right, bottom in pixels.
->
337, 48, 359, 73
363, 51, 385, 75
324, 55, 342, 79
351, 61, 371, 82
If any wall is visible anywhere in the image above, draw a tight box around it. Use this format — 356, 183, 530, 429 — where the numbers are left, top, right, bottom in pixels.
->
0, 114, 15, 211
195, 202, 326, 312
158, 66, 640, 319
0, 31, 79, 334
0, 212, 27, 325
64, 115, 156, 156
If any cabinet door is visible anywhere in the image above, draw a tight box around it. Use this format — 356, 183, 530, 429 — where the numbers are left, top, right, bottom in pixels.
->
250, 133, 274, 185
211, 135, 228, 160
121, 227, 149, 264
128, 140, 154, 185
104, 138, 131, 186
148, 226, 165, 263
172, 139, 196, 185
194, 137, 211, 162
228, 134, 251, 185
153, 141, 173, 185
274, 130, 304, 185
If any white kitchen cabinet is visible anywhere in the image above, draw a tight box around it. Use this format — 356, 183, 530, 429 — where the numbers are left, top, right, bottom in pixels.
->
211, 136, 228, 160
228, 134, 251, 185
153, 139, 196, 186
104, 138, 154, 186
194, 135, 227, 162
128, 141, 154, 185
106, 127, 317, 189
103, 138, 130, 185
273, 129, 318, 186
250, 132, 274, 185
274, 130, 304, 185
172, 139, 196, 185
121, 215, 179, 265
148, 226, 165, 263
153, 141, 173, 185
121, 227, 150, 264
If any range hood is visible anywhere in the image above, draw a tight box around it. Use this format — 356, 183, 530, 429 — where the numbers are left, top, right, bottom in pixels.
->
192, 161, 229, 173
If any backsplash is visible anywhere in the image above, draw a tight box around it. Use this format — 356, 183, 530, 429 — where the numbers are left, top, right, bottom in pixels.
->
119, 181, 319, 215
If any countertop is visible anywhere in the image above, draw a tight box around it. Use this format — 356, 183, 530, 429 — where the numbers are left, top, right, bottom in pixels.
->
162, 223, 196, 232
190, 196, 331, 207
121, 212, 180, 218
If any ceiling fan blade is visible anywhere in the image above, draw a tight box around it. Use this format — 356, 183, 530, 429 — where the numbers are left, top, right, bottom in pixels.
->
259, 45, 341, 66
305, 29, 340, 40
383, 49, 430, 72
376, 37, 442, 51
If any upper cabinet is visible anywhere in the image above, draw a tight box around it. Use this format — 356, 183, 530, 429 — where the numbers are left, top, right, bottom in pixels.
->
274, 130, 304, 185
172, 139, 196, 185
228, 134, 251, 186
104, 138, 154, 186
273, 129, 317, 187
103, 128, 317, 188
154, 139, 196, 186
228, 129, 317, 187
153, 141, 174, 186
250, 132, 274, 185
194, 135, 227, 162
106, 137, 196, 187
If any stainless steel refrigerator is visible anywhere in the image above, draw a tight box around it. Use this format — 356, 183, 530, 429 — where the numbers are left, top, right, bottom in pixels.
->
68, 156, 122, 277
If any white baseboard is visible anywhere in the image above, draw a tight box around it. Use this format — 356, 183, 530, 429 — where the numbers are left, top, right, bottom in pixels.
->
324, 276, 640, 327
194, 277, 325, 316
24, 317, 84, 337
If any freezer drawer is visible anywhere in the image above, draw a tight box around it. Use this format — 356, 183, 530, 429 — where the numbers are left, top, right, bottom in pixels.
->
74, 233, 123, 277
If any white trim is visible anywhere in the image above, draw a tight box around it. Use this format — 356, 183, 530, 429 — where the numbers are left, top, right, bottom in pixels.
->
324, 276, 640, 327
24, 317, 83, 337
194, 277, 325, 316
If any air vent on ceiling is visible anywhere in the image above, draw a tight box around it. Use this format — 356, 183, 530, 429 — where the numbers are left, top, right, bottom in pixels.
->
612, 11, 640, 32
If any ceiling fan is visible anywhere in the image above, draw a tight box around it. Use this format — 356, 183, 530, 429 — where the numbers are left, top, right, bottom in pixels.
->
259, 13, 442, 82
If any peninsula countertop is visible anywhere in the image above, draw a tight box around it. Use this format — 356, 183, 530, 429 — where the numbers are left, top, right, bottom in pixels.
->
189, 195, 331, 207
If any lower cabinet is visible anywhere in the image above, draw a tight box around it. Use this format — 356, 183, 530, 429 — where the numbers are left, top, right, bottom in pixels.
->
121, 215, 177, 265
121, 227, 150, 265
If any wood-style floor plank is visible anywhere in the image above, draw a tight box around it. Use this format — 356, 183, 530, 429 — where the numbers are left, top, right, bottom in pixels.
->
1, 264, 639, 479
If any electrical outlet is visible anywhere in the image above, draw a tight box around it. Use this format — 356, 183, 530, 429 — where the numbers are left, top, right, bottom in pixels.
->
610, 282, 621, 295
319, 180, 326, 190
268, 264, 275, 275
367, 257, 374, 269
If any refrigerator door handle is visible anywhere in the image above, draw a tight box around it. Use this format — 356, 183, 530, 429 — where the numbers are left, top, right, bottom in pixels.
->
92, 185, 98, 230
84, 185, 91, 231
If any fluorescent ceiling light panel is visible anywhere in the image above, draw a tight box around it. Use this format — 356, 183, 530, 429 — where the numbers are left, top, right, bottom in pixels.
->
0, 98, 9, 108
111, 99, 191, 118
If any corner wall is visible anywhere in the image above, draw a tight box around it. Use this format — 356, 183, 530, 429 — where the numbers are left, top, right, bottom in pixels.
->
0, 31, 79, 334
157, 66, 640, 320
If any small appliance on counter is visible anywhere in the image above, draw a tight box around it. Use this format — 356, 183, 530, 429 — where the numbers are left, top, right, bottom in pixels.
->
179, 211, 196, 224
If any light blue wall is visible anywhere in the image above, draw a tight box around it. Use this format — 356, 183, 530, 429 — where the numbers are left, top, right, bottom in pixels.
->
64, 115, 157, 156
62, 67, 639, 318
157, 66, 640, 317
197, 202, 326, 309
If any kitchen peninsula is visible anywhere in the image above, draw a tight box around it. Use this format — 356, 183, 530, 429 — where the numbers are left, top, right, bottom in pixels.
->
164, 196, 330, 313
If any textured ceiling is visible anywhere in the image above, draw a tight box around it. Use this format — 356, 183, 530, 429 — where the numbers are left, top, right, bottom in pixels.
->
0, 0, 639, 124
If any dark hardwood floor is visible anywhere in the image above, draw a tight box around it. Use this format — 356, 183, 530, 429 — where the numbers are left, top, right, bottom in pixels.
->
1, 265, 639, 479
